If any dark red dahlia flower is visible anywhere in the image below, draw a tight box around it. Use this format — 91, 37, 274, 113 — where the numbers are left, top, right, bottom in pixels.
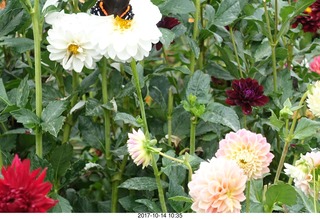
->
292, 0, 320, 34
225, 78, 269, 115
0, 154, 58, 212
155, 16, 180, 50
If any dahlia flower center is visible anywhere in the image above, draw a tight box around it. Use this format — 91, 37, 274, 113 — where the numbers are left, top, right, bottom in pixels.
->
114, 16, 133, 31
243, 89, 254, 99
67, 43, 81, 55
234, 150, 256, 177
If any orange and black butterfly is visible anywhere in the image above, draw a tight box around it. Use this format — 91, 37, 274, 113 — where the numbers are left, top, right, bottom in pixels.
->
90, 0, 134, 20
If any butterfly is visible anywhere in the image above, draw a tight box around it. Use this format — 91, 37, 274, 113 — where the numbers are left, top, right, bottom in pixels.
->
90, 0, 134, 20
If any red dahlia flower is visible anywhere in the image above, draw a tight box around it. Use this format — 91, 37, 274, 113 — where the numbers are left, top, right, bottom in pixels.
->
292, 0, 320, 34
0, 154, 58, 212
225, 78, 269, 115
155, 16, 180, 50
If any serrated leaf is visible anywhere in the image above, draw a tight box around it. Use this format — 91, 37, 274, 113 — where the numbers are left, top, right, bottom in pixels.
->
119, 177, 169, 191
159, 0, 195, 15
49, 144, 73, 179
159, 28, 176, 49
135, 199, 161, 212
293, 117, 320, 140
0, 79, 11, 106
50, 194, 73, 213
15, 76, 30, 108
214, 0, 241, 26
185, 70, 211, 104
41, 116, 65, 137
114, 112, 140, 127
269, 110, 285, 131
10, 109, 40, 129
264, 184, 297, 212
201, 102, 240, 131
85, 98, 103, 116
41, 100, 68, 123
0, 38, 34, 53
186, 37, 200, 59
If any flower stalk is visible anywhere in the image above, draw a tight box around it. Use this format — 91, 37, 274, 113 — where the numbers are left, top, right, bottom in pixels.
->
130, 60, 149, 136
189, 0, 201, 74
190, 116, 197, 155
167, 87, 173, 147
274, 91, 309, 183
151, 154, 167, 212
245, 180, 251, 213
229, 26, 244, 78
30, 0, 43, 158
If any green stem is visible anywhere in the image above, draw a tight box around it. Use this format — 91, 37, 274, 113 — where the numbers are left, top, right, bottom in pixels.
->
62, 72, 79, 143
313, 167, 318, 213
274, 0, 278, 40
189, 116, 197, 155
167, 88, 173, 147
0, 147, 3, 169
111, 155, 128, 212
274, 91, 309, 183
229, 27, 244, 78
246, 180, 251, 213
151, 154, 167, 212
130, 60, 149, 136
31, 0, 43, 158
189, 0, 201, 74
100, 58, 112, 167
271, 45, 278, 92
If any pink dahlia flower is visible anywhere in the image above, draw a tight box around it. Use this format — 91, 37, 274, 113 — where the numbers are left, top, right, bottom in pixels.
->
215, 129, 274, 179
285, 151, 320, 199
0, 154, 58, 212
188, 157, 247, 213
127, 129, 159, 169
310, 56, 320, 74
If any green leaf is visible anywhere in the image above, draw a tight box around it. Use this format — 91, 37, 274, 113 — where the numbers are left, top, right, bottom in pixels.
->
159, 28, 176, 49
15, 76, 30, 108
85, 98, 103, 116
0, 11, 24, 37
293, 117, 320, 140
10, 109, 39, 129
41, 116, 65, 137
114, 112, 140, 127
268, 110, 285, 131
264, 184, 297, 212
168, 196, 193, 203
201, 102, 240, 131
185, 70, 211, 104
49, 144, 73, 179
119, 177, 169, 191
0, 38, 34, 53
295, 187, 320, 213
50, 194, 73, 213
185, 37, 200, 59
214, 0, 241, 26
135, 199, 161, 212
78, 116, 104, 150
41, 100, 68, 123
254, 40, 271, 62
0, 79, 11, 106
158, 0, 195, 15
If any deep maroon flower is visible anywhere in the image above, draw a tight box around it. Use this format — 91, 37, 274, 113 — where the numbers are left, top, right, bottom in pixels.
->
225, 78, 269, 115
292, 0, 320, 34
155, 16, 180, 50
0, 154, 58, 212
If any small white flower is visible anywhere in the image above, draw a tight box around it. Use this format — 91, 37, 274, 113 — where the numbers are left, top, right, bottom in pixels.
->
97, 0, 162, 63
46, 12, 104, 73
307, 81, 320, 118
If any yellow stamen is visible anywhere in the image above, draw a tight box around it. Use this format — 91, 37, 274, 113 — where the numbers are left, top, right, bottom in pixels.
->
305, 6, 312, 14
114, 16, 132, 30
68, 44, 80, 55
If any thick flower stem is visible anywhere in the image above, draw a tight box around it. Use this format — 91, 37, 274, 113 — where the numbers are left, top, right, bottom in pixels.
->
111, 155, 128, 212
245, 180, 251, 213
274, 91, 309, 183
313, 168, 318, 213
62, 72, 79, 143
31, 0, 43, 158
100, 58, 112, 167
167, 88, 173, 147
189, 116, 197, 155
151, 155, 167, 212
229, 27, 244, 78
189, 0, 201, 74
130, 60, 149, 136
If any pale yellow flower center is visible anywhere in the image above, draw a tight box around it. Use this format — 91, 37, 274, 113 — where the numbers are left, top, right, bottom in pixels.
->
68, 43, 80, 55
233, 149, 256, 178
114, 16, 132, 31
